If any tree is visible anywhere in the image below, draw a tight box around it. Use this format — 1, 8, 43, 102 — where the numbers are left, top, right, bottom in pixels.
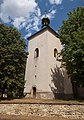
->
0, 24, 27, 98
59, 7, 84, 88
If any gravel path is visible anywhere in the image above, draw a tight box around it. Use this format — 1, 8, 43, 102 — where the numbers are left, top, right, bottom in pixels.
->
0, 99, 84, 120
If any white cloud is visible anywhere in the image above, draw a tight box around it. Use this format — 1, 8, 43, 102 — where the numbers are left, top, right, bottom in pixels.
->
0, 0, 41, 32
33, 16, 40, 31
0, 0, 58, 38
0, 12, 10, 23
13, 17, 26, 29
49, 0, 63, 5
48, 9, 56, 19
1, 0, 37, 20
26, 23, 33, 30
25, 7, 41, 32
42, 6, 57, 20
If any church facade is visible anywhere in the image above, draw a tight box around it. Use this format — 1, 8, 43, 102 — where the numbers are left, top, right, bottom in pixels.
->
24, 17, 73, 99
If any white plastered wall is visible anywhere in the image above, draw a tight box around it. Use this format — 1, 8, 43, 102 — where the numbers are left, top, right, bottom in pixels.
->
24, 29, 73, 98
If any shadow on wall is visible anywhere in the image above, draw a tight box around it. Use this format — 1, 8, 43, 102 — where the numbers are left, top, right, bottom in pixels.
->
49, 65, 65, 99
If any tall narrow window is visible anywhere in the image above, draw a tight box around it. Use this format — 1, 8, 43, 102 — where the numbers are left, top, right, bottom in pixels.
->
34, 48, 39, 58
54, 48, 57, 58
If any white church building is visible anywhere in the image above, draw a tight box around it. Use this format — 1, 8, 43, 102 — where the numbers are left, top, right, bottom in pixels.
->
24, 16, 73, 99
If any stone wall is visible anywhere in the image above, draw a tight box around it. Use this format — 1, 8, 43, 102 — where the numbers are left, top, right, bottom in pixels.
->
0, 103, 84, 119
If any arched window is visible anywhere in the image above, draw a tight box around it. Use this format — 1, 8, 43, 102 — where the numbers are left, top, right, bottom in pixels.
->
54, 48, 58, 58
34, 48, 39, 58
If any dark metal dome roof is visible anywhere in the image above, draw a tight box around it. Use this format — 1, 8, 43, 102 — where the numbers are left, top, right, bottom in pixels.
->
42, 16, 50, 28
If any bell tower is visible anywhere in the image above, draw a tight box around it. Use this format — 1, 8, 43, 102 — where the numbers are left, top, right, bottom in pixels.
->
24, 16, 73, 99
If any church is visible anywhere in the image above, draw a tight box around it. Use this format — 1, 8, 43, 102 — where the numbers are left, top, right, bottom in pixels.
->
24, 16, 73, 99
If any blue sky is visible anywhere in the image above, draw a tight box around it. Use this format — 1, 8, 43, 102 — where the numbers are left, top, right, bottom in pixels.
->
0, 0, 84, 40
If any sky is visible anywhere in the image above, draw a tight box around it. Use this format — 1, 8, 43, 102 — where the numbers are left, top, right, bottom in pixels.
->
0, 0, 84, 41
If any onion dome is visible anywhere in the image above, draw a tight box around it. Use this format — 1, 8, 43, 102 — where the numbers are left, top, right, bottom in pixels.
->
42, 16, 50, 28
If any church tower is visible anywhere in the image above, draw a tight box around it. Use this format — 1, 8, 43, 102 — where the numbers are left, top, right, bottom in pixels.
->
24, 16, 73, 99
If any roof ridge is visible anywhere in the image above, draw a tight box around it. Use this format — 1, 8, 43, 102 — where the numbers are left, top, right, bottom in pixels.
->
27, 26, 59, 40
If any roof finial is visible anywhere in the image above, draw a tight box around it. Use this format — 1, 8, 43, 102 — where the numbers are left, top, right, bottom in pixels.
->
44, 10, 47, 17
